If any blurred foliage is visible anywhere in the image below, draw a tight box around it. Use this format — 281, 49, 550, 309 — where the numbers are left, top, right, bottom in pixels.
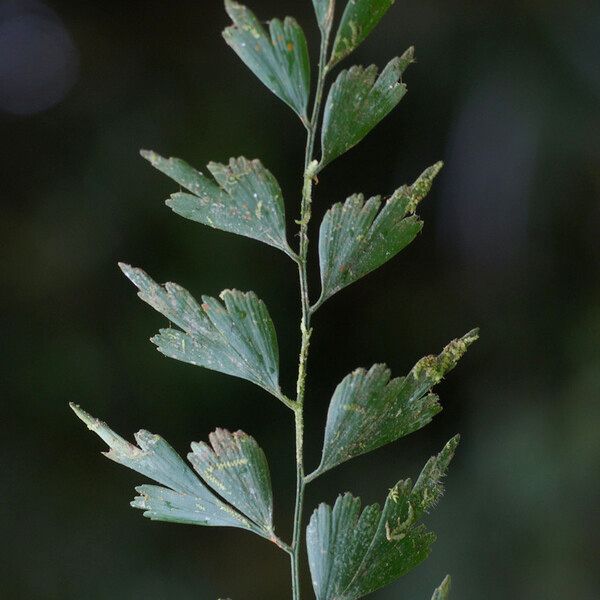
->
1, 0, 598, 598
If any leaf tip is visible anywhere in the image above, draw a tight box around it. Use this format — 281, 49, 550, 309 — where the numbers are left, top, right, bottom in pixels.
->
406, 162, 445, 213
117, 261, 132, 275
397, 46, 416, 73
445, 434, 461, 457
432, 575, 452, 599
403, 45, 416, 62
429, 435, 460, 482
140, 149, 167, 170
463, 327, 480, 344
118, 262, 144, 289
223, 0, 239, 15
70, 402, 95, 429
118, 263, 147, 291
413, 329, 478, 384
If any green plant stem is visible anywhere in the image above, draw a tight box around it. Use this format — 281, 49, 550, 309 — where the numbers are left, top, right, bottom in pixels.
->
290, 24, 331, 600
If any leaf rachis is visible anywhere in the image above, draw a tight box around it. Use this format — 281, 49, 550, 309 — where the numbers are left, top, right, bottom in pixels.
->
73, 3, 476, 599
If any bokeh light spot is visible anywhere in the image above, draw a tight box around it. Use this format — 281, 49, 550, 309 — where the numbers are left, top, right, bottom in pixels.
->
0, 2, 79, 115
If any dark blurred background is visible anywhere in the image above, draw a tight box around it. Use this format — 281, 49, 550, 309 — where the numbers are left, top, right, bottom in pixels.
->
2, 0, 599, 598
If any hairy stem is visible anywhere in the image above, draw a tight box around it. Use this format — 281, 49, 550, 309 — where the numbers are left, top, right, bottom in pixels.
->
290, 24, 331, 600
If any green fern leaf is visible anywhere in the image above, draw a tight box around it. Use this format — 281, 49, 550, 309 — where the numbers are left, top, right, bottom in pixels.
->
320, 49, 414, 168
189, 428, 273, 534
309, 330, 478, 479
330, 0, 396, 67
317, 163, 442, 305
70, 405, 273, 537
307, 437, 459, 599
119, 264, 282, 400
223, 0, 310, 122
141, 152, 294, 257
